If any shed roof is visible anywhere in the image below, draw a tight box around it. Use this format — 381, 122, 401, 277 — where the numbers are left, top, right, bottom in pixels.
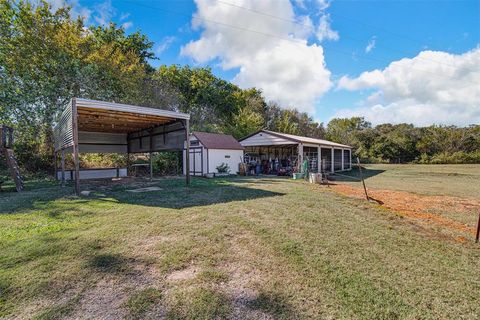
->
192, 132, 244, 150
239, 129, 352, 148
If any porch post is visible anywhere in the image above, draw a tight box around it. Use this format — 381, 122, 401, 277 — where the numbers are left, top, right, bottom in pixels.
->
298, 143, 304, 173
185, 119, 190, 186
349, 149, 352, 170
341, 149, 345, 171
71, 98, 80, 195
331, 147, 335, 173
317, 145, 321, 173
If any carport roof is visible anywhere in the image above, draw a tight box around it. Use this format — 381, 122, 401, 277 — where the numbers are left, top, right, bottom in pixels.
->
76, 98, 189, 133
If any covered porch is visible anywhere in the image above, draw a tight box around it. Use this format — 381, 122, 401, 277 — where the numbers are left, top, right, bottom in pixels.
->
239, 130, 352, 176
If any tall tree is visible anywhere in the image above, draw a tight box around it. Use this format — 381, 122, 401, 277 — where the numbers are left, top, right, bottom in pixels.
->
0, 0, 153, 168
326, 117, 371, 147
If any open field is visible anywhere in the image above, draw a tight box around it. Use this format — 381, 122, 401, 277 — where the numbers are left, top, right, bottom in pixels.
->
1, 166, 480, 319
330, 164, 480, 242
333, 164, 480, 198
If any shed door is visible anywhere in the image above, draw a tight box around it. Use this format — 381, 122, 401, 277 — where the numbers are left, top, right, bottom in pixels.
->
189, 147, 204, 176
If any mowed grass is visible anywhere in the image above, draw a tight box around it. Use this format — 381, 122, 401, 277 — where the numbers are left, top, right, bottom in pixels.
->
334, 164, 480, 198
0, 174, 480, 319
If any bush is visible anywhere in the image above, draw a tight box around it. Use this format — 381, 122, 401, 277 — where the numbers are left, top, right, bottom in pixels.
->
417, 151, 480, 164
152, 152, 182, 175
216, 163, 230, 174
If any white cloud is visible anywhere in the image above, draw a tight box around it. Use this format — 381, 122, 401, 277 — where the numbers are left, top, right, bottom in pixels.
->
316, 14, 339, 42
365, 36, 376, 53
156, 36, 176, 55
43, 0, 91, 20
314, 1, 338, 43
93, 0, 115, 26
122, 21, 133, 30
181, 0, 333, 112
120, 12, 130, 21
45, 0, 134, 30
317, 0, 331, 11
294, 0, 306, 9
335, 48, 480, 126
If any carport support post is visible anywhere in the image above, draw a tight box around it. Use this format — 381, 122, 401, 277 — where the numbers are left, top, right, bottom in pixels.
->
61, 149, 65, 187
149, 152, 153, 180
72, 98, 80, 195
185, 119, 190, 186
54, 151, 58, 181
341, 149, 345, 171
149, 129, 153, 180
331, 147, 335, 173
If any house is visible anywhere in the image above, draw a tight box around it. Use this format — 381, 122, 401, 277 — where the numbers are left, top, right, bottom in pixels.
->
239, 129, 352, 174
183, 132, 244, 176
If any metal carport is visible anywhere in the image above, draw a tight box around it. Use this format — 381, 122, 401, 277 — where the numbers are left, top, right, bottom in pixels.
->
53, 98, 190, 194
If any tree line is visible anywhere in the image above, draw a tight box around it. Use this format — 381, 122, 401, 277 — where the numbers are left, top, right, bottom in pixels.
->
326, 118, 480, 164
1, 1, 478, 176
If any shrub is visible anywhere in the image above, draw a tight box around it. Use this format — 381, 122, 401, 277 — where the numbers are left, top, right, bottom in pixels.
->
216, 163, 230, 174
152, 152, 182, 175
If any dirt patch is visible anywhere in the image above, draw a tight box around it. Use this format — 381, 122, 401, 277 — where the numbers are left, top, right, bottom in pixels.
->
222, 263, 274, 320
330, 184, 480, 238
65, 260, 163, 319
167, 266, 199, 282
126, 186, 163, 193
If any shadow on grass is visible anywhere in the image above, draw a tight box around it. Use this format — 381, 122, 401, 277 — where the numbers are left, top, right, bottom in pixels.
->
0, 177, 285, 214
87, 253, 131, 273
98, 177, 285, 209
246, 290, 296, 318
0, 182, 74, 214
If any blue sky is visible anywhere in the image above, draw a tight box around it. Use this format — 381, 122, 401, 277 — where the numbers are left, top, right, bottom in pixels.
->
68, 0, 479, 126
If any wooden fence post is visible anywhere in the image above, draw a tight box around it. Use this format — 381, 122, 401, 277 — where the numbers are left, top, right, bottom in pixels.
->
356, 157, 369, 201
476, 211, 480, 243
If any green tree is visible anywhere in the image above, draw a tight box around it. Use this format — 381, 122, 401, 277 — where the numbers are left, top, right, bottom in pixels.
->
226, 106, 264, 139
326, 117, 371, 146
154, 65, 242, 131
0, 0, 153, 169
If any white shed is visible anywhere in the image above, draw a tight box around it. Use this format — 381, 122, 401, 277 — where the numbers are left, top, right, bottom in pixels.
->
183, 132, 244, 176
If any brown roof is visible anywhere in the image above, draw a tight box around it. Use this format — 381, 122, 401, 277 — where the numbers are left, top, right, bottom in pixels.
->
192, 132, 244, 150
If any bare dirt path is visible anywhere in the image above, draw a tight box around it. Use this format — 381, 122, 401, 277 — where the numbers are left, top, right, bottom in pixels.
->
330, 183, 480, 242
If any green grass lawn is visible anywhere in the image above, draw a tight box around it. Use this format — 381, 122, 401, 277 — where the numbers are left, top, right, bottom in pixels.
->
1, 171, 480, 319
333, 164, 480, 198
